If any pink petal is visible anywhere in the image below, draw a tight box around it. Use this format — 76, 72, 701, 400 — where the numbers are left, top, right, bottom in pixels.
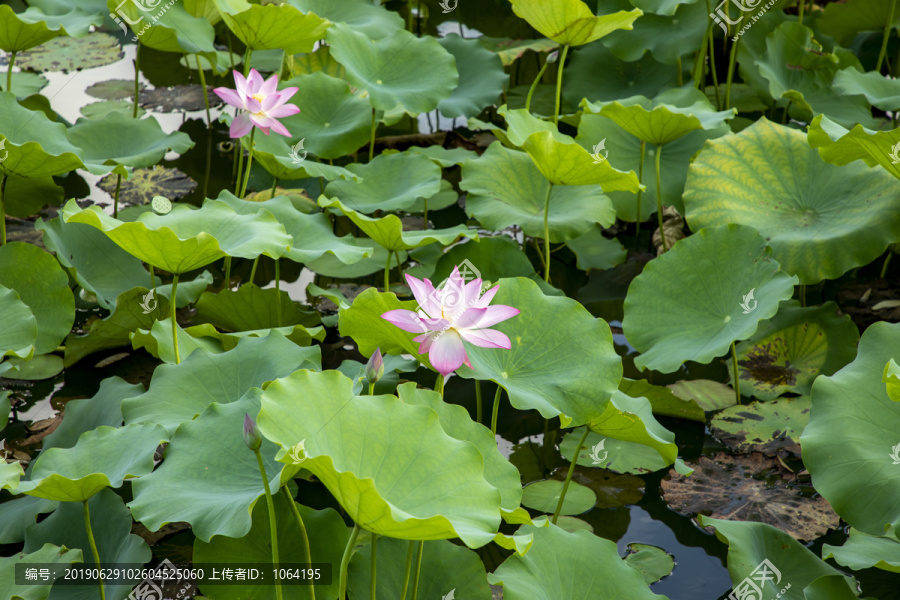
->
249, 112, 271, 128
473, 305, 519, 329
474, 285, 499, 308
245, 96, 262, 113
452, 307, 488, 331
415, 331, 438, 354
459, 328, 511, 349
213, 87, 245, 109
259, 74, 278, 97
406, 274, 441, 318
463, 278, 483, 308
267, 104, 300, 118
233, 70, 249, 97
428, 329, 468, 376
275, 86, 299, 104
382, 309, 432, 334
267, 118, 292, 137
246, 69, 264, 95
229, 113, 253, 138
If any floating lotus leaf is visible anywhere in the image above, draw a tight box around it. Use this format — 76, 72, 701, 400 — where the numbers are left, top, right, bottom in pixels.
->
122, 332, 319, 435
97, 166, 197, 207
16, 31, 123, 72
81, 99, 146, 119
834, 68, 900, 111
85, 78, 138, 100
801, 321, 900, 537
0, 5, 100, 52
0, 544, 82, 600
624, 543, 675, 585
0, 242, 75, 355
0, 71, 48, 97
566, 225, 627, 271
62, 198, 292, 273
139, 84, 219, 112
0, 355, 63, 381
521, 480, 596, 515
817, 0, 900, 46
727, 301, 859, 400
667, 378, 736, 412
215, 0, 328, 54
194, 284, 320, 332
663, 453, 840, 541
437, 34, 508, 119
324, 152, 442, 214
561, 427, 668, 474
823, 529, 900, 574
287, 0, 402, 39
684, 118, 900, 284
327, 23, 457, 113
619, 377, 705, 422
710, 396, 810, 458
258, 369, 503, 547
488, 523, 664, 599
623, 225, 798, 373
508, 0, 642, 46
106, 0, 215, 55
320, 197, 477, 252
599, 0, 707, 65
0, 284, 37, 361
807, 114, 900, 181
15, 424, 166, 502
477, 37, 558, 66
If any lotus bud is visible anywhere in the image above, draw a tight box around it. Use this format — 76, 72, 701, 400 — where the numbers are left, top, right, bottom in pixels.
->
243, 413, 261, 451
366, 348, 384, 383
547, 50, 560, 64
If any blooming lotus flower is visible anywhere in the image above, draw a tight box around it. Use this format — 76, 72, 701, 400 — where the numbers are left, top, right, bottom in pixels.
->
213, 69, 300, 138
381, 267, 520, 376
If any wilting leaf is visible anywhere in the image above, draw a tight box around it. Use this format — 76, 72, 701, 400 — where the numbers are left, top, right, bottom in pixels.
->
709, 396, 810, 458
139, 84, 220, 112
16, 32, 123, 72
97, 166, 197, 207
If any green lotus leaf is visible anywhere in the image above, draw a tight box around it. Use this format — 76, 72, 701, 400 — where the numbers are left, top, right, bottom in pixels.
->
327, 23, 457, 113
429, 236, 543, 288
667, 378, 736, 412
477, 36, 558, 66
122, 332, 320, 435
107, 0, 216, 55
823, 529, 900, 573
66, 111, 194, 171
14, 423, 166, 502
1, 390, 8, 421
194, 489, 348, 600
488, 523, 664, 599
83, 100, 147, 121
561, 427, 669, 474
290, 0, 403, 38
16, 30, 124, 73
0, 5, 101, 52
1, 459, 24, 492
130, 318, 222, 364
129, 389, 290, 542
632, 0, 699, 16
599, 0, 707, 65
0, 284, 37, 360
884, 358, 900, 402
0, 355, 64, 381
508, 0, 642, 46
2, 174, 63, 219
324, 152, 442, 214
0, 544, 82, 600
698, 517, 861, 599
522, 480, 596, 515
833, 68, 900, 111
0, 495, 58, 545
521, 129, 642, 190
709, 396, 810, 458
215, 0, 328, 53
807, 114, 900, 180
62, 198, 292, 273
407, 145, 477, 168
727, 301, 859, 400
624, 543, 675, 585
619, 377, 706, 422
623, 224, 798, 373
817, 0, 900, 46
289, 43, 345, 79
305, 244, 403, 279
258, 369, 503, 547
801, 321, 900, 537
319, 197, 477, 252
194, 283, 320, 332
407, 178, 459, 213
184, 322, 325, 353
0, 71, 49, 97
184, 0, 221, 24
249, 129, 361, 181
436, 34, 507, 118
566, 225, 627, 272
460, 142, 616, 242
0, 242, 75, 355
584, 390, 678, 465
683, 118, 900, 284
454, 277, 622, 428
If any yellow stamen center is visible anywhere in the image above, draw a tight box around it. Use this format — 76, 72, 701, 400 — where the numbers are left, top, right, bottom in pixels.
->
251, 93, 265, 104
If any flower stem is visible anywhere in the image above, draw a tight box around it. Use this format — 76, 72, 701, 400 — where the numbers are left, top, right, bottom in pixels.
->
113, 173, 122, 218
133, 44, 140, 118
149, 265, 155, 291
731, 340, 741, 406
195, 53, 211, 199
410, 540, 424, 600
676, 55, 683, 86
552, 44, 570, 126
542, 183, 553, 283
0, 174, 6, 246
339, 523, 361, 600
224, 257, 232, 289
705, 0, 721, 109
878, 0, 898, 73
423, 198, 428, 230
694, 24, 710, 89
882, 251, 893, 279
370, 533, 377, 600
369, 381, 375, 396
798, 0, 805, 24
654, 144, 667, 253
552, 426, 589, 524
635, 140, 646, 247
274, 258, 282, 327
725, 36, 741, 110
369, 108, 377, 161
6, 51, 16, 93
384, 251, 392, 291
254, 448, 283, 600
171, 274, 180, 364
475, 380, 482, 423
270, 176, 278, 199
83, 500, 106, 600
525, 55, 550, 113
239, 128, 256, 198
490, 385, 503, 436
280, 487, 314, 600
435, 374, 444, 398
399, 541, 415, 599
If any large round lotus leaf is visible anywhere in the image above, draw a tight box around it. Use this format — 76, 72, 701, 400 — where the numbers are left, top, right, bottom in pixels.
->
710, 396, 810, 458
834, 68, 900, 112
664, 453, 840, 541
184, 323, 324, 355
429, 237, 540, 285
139, 84, 219, 113
319, 197, 478, 252
801, 321, 900, 537
349, 537, 492, 600
194, 284, 319, 332
0, 5, 100, 52
214, 0, 328, 53
0, 284, 37, 361
66, 112, 194, 169
807, 114, 900, 181
183, 0, 221, 23
407, 145, 477, 168
599, 0, 706, 65
817, 0, 900, 46
123, 332, 319, 435
130, 318, 223, 364
521, 479, 595, 515
107, 0, 215, 55
0, 354, 63, 381
0, 242, 75, 355
436, 34, 507, 119
327, 23, 457, 113
508, 0, 641, 46
698, 517, 862, 599
622, 225, 798, 373
14, 424, 166, 502
564, 41, 675, 108
488, 523, 664, 599
476, 37, 558, 66
460, 141, 616, 242
0, 544, 81, 600
257, 369, 503, 547
823, 529, 900, 574
0, 496, 57, 546
62, 198, 292, 273
324, 152, 443, 214
16, 31, 123, 72
194, 490, 348, 600
684, 118, 900, 284
727, 301, 859, 400
288, 0, 401, 39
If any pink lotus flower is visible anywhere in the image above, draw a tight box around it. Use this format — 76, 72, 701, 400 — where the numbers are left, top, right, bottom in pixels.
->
213, 69, 300, 138
382, 267, 520, 376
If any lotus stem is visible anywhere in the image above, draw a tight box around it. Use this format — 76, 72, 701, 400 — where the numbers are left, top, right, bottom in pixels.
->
369, 381, 375, 396
384, 251, 391, 291
239, 128, 257, 198
195, 54, 211, 199
370, 533, 377, 600
475, 380, 482, 423
435, 374, 444, 398
399, 541, 415, 599
799, 284, 806, 307
782, 100, 792, 124
798, 0, 805, 24
83, 499, 106, 600
254, 448, 284, 600
270, 177, 278, 199
705, 0, 721, 109
249, 256, 259, 285
423, 198, 428, 230
676, 55, 683, 87
113, 173, 122, 218
224, 257, 232, 289
281, 488, 315, 600
243, 46, 253, 77
339, 522, 361, 600
552, 426, 589, 525
636, 140, 646, 248
275, 258, 282, 327
171, 274, 180, 364
525, 54, 550, 113
878, 0, 898, 73
0, 174, 6, 246
552, 44, 570, 126
6, 51, 15, 93
369, 108, 377, 161
694, 24, 710, 90
542, 183, 553, 282
731, 340, 741, 405
149, 265, 155, 291
490, 385, 503, 435
410, 540, 424, 600
882, 251, 893, 279
133, 43, 140, 118
654, 145, 668, 252
725, 36, 741, 110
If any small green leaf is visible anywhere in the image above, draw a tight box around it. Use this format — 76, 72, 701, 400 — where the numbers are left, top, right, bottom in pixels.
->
624, 543, 675, 585
0, 543, 82, 600
0, 284, 37, 361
